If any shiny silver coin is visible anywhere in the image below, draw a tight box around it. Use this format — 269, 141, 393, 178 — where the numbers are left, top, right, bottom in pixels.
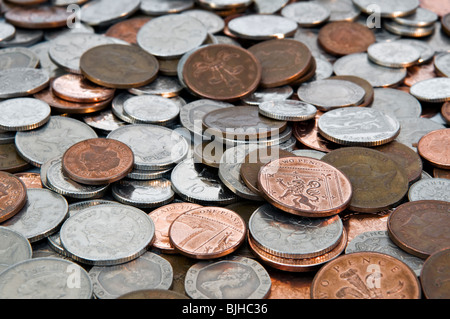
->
0, 226, 32, 273
367, 41, 421, 68
171, 158, 239, 205
410, 78, 450, 103
333, 53, 407, 87
258, 100, 317, 122
227, 14, 298, 40
60, 204, 155, 266
393, 7, 438, 27
318, 107, 400, 146
345, 231, 424, 276
0, 258, 93, 299
83, 109, 127, 133
383, 20, 435, 38
81, 0, 141, 26
15, 116, 98, 167
122, 95, 180, 125
408, 178, 450, 202
241, 85, 293, 106
395, 39, 435, 64
0, 98, 50, 132
0, 28, 43, 48
197, 0, 252, 10
127, 167, 172, 181
184, 255, 271, 299
434, 52, 450, 77
395, 117, 445, 150
181, 9, 225, 34
141, 0, 194, 15
281, 2, 330, 27
314, 0, 361, 22
291, 149, 326, 159
1, 188, 68, 243
0, 68, 49, 99
352, 0, 419, 18
370, 88, 422, 120
129, 75, 183, 98
0, 21, 15, 42
0, 47, 39, 70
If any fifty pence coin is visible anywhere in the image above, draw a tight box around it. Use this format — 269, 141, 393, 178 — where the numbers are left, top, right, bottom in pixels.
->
0, 171, 27, 223
0, 68, 49, 99
408, 178, 450, 202
0, 226, 32, 273
0, 98, 50, 132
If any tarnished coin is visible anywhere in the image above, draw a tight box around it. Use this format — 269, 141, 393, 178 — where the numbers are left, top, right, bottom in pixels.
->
420, 248, 450, 299
281, 2, 330, 27
89, 251, 173, 299
80, 0, 140, 26
410, 78, 450, 103
0, 227, 32, 273
418, 129, 450, 169
5, 6, 71, 29
0, 67, 49, 99
0, 171, 27, 223
185, 256, 271, 299
367, 41, 421, 68
370, 88, 422, 120
51, 74, 115, 103
352, 0, 419, 18
396, 117, 446, 150
1, 188, 68, 243
122, 95, 180, 125
169, 206, 246, 259
0, 258, 93, 299
318, 107, 400, 146
321, 147, 409, 213
388, 200, 450, 259
258, 156, 353, 217
0, 98, 50, 132
227, 14, 297, 40
408, 178, 450, 202
310, 252, 421, 299
0, 47, 39, 70
60, 204, 155, 266
258, 100, 317, 122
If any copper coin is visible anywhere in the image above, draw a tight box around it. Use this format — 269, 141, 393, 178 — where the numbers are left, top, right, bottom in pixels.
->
404, 61, 437, 87
0, 171, 27, 223
80, 44, 159, 89
202, 105, 287, 141
310, 252, 422, 299
321, 147, 409, 213
420, 247, 450, 299
328, 75, 374, 107
34, 88, 112, 115
182, 44, 262, 102
5, 6, 71, 29
14, 172, 42, 189
258, 156, 353, 217
388, 200, 450, 259
51, 74, 116, 103
247, 39, 313, 88
373, 140, 423, 184
418, 129, 450, 169
318, 21, 376, 56
105, 17, 151, 45
420, 0, 450, 17
61, 138, 134, 186
442, 102, 450, 124
169, 206, 247, 259
433, 167, 450, 179
0, 143, 30, 173
148, 202, 202, 254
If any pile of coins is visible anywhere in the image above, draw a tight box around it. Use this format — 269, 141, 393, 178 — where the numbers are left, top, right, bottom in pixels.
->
0, 0, 449, 300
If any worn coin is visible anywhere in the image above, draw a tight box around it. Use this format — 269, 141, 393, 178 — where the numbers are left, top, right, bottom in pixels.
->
51, 74, 115, 103
80, 0, 140, 27
410, 77, 450, 103
417, 129, 450, 169
0, 171, 27, 223
408, 178, 450, 202
227, 14, 297, 40
0, 67, 49, 99
370, 88, 422, 120
5, 6, 71, 29
122, 95, 180, 125
420, 248, 450, 299
0, 226, 32, 273
281, 2, 330, 27
0, 97, 51, 132
352, 0, 419, 18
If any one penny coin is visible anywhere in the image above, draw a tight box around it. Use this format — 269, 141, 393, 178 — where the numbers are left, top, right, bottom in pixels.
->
80, 44, 159, 89
105, 17, 151, 45
417, 129, 450, 169
0, 171, 27, 223
310, 252, 422, 299
182, 44, 262, 102
62, 138, 134, 186
5, 6, 71, 29
420, 248, 450, 299
388, 200, 450, 259
318, 21, 376, 56
247, 39, 312, 88
169, 206, 246, 259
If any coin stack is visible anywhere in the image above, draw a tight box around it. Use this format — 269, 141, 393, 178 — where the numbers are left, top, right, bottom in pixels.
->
0, 0, 449, 302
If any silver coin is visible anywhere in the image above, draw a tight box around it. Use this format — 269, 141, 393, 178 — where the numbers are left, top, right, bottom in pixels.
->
15, 116, 98, 167
129, 75, 183, 98
396, 117, 446, 150
176, 44, 207, 89
305, 55, 334, 82
60, 204, 155, 266
127, 167, 172, 181
0, 257, 93, 299
44, 23, 95, 41
291, 149, 326, 159
122, 95, 180, 125
111, 92, 136, 124
333, 53, 407, 87
410, 78, 450, 103
352, 0, 419, 18
370, 88, 422, 120
424, 22, 450, 54
367, 41, 421, 68
0, 28, 43, 48
0, 68, 49, 99
196, 0, 252, 10
253, 0, 290, 14
107, 124, 189, 171
297, 79, 366, 111
184, 255, 271, 299
83, 109, 127, 133
0, 98, 51, 132
181, 9, 224, 34
89, 251, 173, 299
0, 21, 15, 42
0, 226, 32, 273
434, 52, 450, 77
258, 100, 317, 122
218, 125, 293, 148
278, 136, 297, 151
218, 144, 263, 201
293, 27, 335, 61
81, 0, 141, 26
318, 107, 400, 146
0, 47, 39, 70
137, 14, 208, 59
241, 85, 293, 106
171, 157, 239, 205
383, 20, 435, 38
421, 170, 433, 180
314, 0, 361, 22
227, 14, 298, 40
281, 2, 330, 27
249, 204, 344, 258
214, 35, 242, 47
29, 41, 66, 79
1, 188, 68, 243
141, 0, 194, 15
345, 230, 424, 276
395, 39, 435, 64
393, 7, 438, 27
408, 178, 450, 202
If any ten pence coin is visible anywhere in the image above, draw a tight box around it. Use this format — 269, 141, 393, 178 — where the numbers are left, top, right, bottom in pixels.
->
417, 129, 450, 169
0, 172, 27, 223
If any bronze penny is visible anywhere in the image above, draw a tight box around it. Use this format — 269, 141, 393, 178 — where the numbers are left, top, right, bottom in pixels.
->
14, 172, 42, 189
61, 138, 134, 186
318, 21, 376, 56
442, 102, 450, 124
387, 200, 450, 259
420, 247, 450, 299
105, 17, 151, 45
80, 44, 159, 89
247, 39, 313, 88
343, 212, 389, 245
182, 44, 262, 102
0, 143, 30, 173
404, 61, 436, 87
148, 202, 203, 254
321, 147, 409, 213
5, 6, 71, 29
420, 0, 450, 17
257, 156, 353, 217
169, 206, 247, 259
0, 171, 27, 223
417, 128, 450, 169
202, 105, 287, 141
310, 252, 422, 299
328, 75, 374, 107
289, 56, 317, 87
51, 74, 115, 103
373, 140, 423, 184
433, 167, 450, 179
